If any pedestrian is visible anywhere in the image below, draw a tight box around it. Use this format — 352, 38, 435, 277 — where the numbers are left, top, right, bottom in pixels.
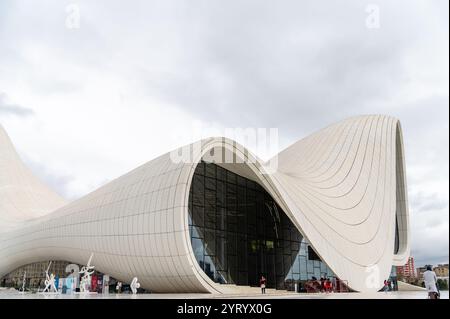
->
116, 281, 122, 294
324, 278, 332, 293
423, 266, 439, 299
383, 280, 389, 293
320, 277, 325, 293
260, 276, 266, 294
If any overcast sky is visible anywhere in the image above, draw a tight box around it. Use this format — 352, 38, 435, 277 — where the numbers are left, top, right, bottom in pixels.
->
0, 0, 448, 268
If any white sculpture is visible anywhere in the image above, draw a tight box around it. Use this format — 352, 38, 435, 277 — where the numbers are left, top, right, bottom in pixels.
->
79, 253, 95, 293
43, 261, 57, 293
130, 277, 140, 294
20, 271, 26, 293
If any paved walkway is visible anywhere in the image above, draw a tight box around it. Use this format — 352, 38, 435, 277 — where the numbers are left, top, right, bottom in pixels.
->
0, 289, 448, 299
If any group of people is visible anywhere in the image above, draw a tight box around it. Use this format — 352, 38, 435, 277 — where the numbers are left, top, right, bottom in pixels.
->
260, 267, 442, 298
384, 266, 440, 299
259, 275, 335, 294
382, 279, 394, 292
311, 276, 334, 293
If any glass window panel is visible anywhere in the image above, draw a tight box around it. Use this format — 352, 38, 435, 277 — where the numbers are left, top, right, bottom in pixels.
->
237, 235, 247, 270
192, 238, 204, 265
314, 268, 321, 279
226, 184, 237, 208
308, 246, 321, 261
216, 207, 226, 230
320, 262, 327, 273
237, 186, 246, 212
275, 253, 283, 276
276, 276, 285, 290
190, 225, 202, 239
292, 257, 300, 274
247, 203, 257, 225
188, 162, 336, 290
228, 255, 237, 283
300, 272, 308, 281
307, 260, 314, 274
204, 229, 215, 256
283, 227, 291, 241
205, 208, 215, 230
291, 241, 300, 253
227, 221, 237, 232
227, 233, 237, 256
257, 218, 264, 236
237, 175, 246, 186
283, 255, 292, 274
192, 206, 204, 230
188, 209, 193, 226
205, 163, 216, 178
205, 176, 216, 190
265, 223, 275, 239
238, 271, 248, 286
204, 255, 216, 280
227, 170, 237, 184
216, 181, 225, 206
283, 240, 291, 255
193, 175, 204, 206
195, 162, 205, 176
215, 235, 227, 271
217, 165, 226, 181
217, 270, 229, 284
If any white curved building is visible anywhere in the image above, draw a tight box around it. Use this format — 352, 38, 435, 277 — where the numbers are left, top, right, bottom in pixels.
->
0, 115, 410, 293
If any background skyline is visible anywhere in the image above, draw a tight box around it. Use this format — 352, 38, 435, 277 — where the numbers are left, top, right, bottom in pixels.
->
0, 0, 448, 267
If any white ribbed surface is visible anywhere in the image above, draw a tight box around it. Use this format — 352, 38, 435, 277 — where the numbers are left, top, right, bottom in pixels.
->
0, 115, 410, 293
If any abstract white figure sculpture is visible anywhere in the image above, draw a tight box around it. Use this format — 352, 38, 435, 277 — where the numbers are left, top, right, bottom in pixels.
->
43, 262, 57, 293
20, 271, 26, 293
79, 253, 95, 293
130, 277, 140, 294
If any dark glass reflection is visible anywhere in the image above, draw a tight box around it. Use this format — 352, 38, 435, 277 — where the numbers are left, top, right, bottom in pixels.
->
188, 162, 335, 290
394, 218, 399, 254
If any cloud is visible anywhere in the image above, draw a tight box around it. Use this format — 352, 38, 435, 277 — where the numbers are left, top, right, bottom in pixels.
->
20, 154, 75, 200
410, 193, 449, 214
0, 93, 34, 117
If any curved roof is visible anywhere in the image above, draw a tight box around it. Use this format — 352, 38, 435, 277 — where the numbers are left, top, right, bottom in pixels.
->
0, 126, 66, 229
0, 115, 410, 293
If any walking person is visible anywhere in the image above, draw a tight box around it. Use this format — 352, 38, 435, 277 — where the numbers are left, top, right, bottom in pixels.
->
320, 277, 325, 293
260, 276, 266, 294
423, 266, 439, 299
324, 278, 332, 293
383, 280, 389, 293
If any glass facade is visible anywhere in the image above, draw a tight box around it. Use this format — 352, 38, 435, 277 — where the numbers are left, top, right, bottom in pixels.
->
188, 161, 335, 290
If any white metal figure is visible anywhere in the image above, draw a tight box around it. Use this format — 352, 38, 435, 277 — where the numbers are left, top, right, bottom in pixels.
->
43, 261, 57, 293
79, 253, 95, 293
130, 277, 140, 294
20, 271, 26, 293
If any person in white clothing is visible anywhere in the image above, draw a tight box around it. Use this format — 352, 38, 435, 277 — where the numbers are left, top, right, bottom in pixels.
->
423, 266, 439, 299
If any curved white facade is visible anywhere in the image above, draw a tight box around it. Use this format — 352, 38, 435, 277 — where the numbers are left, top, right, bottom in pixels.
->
0, 115, 410, 293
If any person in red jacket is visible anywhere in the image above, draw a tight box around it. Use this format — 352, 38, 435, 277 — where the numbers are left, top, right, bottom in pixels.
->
324, 278, 333, 293
260, 276, 267, 294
